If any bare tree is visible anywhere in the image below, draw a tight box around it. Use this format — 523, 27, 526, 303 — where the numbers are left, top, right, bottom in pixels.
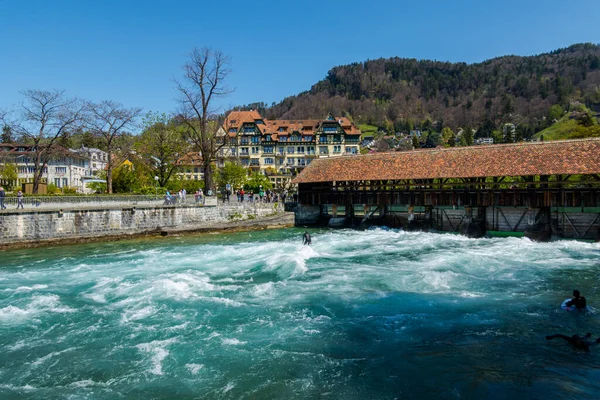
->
6, 90, 85, 193
175, 47, 233, 192
86, 100, 142, 193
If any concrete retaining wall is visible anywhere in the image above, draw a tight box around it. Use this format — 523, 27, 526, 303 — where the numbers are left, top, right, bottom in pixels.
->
0, 202, 284, 246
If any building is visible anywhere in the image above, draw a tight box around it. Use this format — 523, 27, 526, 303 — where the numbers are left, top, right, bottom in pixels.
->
0, 143, 91, 192
216, 111, 361, 186
70, 145, 108, 177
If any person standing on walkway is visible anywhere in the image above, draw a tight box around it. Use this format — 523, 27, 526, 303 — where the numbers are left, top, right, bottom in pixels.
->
0, 186, 6, 210
17, 189, 24, 209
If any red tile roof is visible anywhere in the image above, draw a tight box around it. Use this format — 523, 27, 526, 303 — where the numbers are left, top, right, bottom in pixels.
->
293, 139, 600, 183
223, 111, 361, 141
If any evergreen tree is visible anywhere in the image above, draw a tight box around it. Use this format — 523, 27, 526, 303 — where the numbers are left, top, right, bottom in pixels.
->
1, 125, 13, 143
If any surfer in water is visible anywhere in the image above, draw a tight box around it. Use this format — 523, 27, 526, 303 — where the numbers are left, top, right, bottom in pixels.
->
565, 290, 587, 310
546, 333, 600, 352
302, 230, 312, 245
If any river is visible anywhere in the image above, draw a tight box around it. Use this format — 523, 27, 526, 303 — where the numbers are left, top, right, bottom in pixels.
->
1, 228, 599, 399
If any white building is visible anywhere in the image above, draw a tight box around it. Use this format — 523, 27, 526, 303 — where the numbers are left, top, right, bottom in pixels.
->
70, 145, 108, 177
0, 144, 92, 193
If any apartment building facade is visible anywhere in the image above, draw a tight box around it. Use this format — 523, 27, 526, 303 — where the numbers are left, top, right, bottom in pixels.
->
217, 110, 361, 180
0, 144, 92, 193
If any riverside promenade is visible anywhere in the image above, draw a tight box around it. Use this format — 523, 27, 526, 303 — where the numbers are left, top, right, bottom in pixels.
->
0, 195, 295, 250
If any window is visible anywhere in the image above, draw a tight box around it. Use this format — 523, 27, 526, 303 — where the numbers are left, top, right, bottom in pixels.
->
319, 136, 328, 143
240, 138, 249, 145
251, 147, 260, 154
55, 167, 67, 174
296, 146, 305, 154
240, 147, 249, 155
323, 125, 338, 133
263, 146, 273, 154
307, 146, 315, 154
286, 158, 294, 165
346, 147, 358, 154
63, 178, 68, 187
54, 178, 61, 187
251, 136, 260, 144
243, 125, 255, 133
292, 135, 300, 142
264, 158, 274, 165
250, 158, 260, 166
230, 147, 237, 156
334, 145, 341, 153
278, 158, 284, 165
279, 136, 287, 142
287, 146, 295, 154
265, 135, 272, 141
241, 158, 249, 166
319, 146, 328, 154
302, 136, 312, 142
298, 158, 306, 166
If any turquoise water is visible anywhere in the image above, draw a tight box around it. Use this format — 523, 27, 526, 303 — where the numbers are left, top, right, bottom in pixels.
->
1, 228, 600, 399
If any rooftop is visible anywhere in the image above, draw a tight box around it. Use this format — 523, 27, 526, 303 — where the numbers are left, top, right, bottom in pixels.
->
292, 138, 600, 183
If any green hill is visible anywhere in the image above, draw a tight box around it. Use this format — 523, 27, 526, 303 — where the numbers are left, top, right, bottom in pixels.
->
236, 43, 600, 138
535, 115, 600, 140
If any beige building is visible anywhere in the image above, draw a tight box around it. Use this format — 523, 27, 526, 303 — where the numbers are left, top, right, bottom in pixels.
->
216, 110, 361, 187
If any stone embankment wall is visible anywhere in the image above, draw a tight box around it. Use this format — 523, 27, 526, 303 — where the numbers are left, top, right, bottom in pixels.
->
0, 203, 290, 248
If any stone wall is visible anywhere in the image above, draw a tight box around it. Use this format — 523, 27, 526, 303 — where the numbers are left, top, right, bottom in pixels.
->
0, 202, 284, 246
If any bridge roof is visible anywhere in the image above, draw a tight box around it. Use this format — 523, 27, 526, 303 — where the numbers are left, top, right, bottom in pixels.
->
292, 138, 600, 183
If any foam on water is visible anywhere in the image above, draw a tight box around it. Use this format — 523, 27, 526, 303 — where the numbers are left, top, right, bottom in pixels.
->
1, 228, 600, 399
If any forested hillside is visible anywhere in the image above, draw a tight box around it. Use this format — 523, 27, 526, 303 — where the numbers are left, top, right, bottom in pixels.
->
239, 43, 600, 138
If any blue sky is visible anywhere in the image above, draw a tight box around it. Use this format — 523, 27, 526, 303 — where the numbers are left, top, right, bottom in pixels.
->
1, 0, 599, 123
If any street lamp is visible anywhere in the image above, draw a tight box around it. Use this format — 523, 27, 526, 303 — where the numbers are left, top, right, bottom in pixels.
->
154, 176, 159, 199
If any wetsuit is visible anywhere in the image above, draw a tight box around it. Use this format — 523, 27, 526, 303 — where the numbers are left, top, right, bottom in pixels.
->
546, 333, 600, 352
566, 296, 587, 310
303, 232, 311, 245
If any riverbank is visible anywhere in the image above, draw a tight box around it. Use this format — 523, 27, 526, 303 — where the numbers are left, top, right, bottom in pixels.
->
0, 203, 294, 251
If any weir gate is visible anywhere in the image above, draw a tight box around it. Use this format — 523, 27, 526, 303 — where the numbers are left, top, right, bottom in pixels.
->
292, 139, 600, 241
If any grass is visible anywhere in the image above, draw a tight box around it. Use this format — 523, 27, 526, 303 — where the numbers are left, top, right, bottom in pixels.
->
535, 116, 600, 141
357, 124, 381, 139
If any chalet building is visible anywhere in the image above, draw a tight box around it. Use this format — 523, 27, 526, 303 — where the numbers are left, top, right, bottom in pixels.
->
0, 143, 92, 192
216, 110, 361, 187
70, 145, 108, 177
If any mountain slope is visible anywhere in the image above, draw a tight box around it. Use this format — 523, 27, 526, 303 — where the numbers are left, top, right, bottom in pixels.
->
240, 43, 600, 134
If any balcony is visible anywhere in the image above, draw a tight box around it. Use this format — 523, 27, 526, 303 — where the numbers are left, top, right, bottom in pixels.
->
239, 152, 250, 157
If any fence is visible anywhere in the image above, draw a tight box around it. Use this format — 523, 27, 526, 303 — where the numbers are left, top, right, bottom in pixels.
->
0, 194, 295, 211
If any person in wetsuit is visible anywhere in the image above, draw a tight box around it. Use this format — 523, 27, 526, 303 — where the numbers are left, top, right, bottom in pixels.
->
546, 333, 600, 352
565, 290, 587, 310
302, 230, 312, 245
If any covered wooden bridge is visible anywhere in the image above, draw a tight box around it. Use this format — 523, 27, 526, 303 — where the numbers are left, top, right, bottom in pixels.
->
292, 138, 600, 240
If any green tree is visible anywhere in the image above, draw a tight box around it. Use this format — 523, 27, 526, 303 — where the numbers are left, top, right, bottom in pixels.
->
0, 163, 18, 189
136, 111, 187, 187
548, 104, 564, 122
111, 163, 138, 193
441, 127, 454, 147
460, 127, 474, 146
412, 135, 419, 149
244, 172, 272, 192
1, 125, 13, 143
217, 161, 247, 190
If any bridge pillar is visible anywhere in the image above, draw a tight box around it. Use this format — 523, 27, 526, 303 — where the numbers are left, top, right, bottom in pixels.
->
461, 206, 487, 238
524, 207, 552, 242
